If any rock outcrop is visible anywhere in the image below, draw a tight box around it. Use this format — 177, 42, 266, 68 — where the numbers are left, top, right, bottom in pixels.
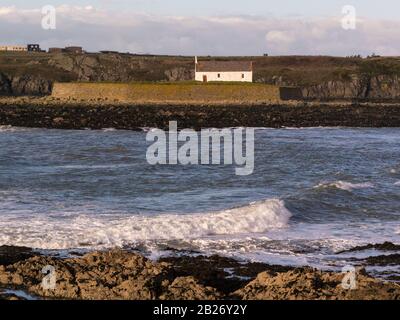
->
0, 53, 194, 96
0, 250, 219, 300
300, 75, 400, 100
0, 73, 11, 95
0, 249, 399, 300
0, 245, 36, 266
263, 73, 400, 100
45, 53, 194, 83
10, 75, 52, 96
164, 67, 194, 82
0, 73, 52, 96
234, 268, 400, 300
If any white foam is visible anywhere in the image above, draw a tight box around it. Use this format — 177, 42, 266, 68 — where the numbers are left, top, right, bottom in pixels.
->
314, 180, 374, 191
394, 181, 400, 186
0, 125, 18, 132
0, 199, 291, 250
54, 164, 135, 170
0, 125, 37, 132
281, 126, 343, 130
1, 289, 38, 300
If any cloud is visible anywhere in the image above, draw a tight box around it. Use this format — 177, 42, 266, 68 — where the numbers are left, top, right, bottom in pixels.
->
0, 5, 399, 56
0, 6, 15, 15
266, 30, 294, 44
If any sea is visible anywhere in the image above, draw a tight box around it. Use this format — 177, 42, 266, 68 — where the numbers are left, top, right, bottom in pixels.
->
0, 125, 399, 279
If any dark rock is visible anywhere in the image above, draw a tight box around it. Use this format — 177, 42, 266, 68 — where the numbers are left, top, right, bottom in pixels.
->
0, 73, 12, 95
2, 102, 400, 129
164, 68, 194, 81
0, 245, 36, 266
0, 290, 25, 300
159, 255, 293, 294
361, 254, 400, 266
10, 75, 52, 96
337, 242, 400, 254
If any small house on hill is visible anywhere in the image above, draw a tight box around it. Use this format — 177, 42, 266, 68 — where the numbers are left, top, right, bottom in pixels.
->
195, 57, 253, 83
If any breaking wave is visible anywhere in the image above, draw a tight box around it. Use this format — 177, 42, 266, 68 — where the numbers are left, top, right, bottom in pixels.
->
0, 125, 19, 132
314, 181, 374, 191
0, 125, 38, 133
0, 199, 291, 250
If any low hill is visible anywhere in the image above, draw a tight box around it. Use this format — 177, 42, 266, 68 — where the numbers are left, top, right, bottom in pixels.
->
1, 52, 400, 99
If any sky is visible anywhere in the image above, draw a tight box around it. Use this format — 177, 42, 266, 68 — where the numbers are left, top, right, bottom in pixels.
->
1, 0, 400, 56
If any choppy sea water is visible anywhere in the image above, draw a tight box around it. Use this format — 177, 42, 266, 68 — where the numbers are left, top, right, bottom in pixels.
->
0, 125, 399, 278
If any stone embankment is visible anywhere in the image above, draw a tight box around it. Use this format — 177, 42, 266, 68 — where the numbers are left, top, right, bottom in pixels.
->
51, 82, 283, 104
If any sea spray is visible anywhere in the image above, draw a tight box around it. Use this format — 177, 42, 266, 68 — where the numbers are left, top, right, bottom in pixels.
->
0, 199, 291, 250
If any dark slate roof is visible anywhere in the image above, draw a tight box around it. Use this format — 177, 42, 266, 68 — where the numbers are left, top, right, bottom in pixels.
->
196, 61, 253, 72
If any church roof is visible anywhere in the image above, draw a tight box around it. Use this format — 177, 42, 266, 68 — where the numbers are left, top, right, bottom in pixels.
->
196, 60, 253, 72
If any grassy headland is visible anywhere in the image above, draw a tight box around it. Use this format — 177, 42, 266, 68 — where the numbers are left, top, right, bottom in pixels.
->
1, 52, 400, 98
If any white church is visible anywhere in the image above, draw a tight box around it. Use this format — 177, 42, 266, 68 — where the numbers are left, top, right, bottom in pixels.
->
194, 57, 253, 83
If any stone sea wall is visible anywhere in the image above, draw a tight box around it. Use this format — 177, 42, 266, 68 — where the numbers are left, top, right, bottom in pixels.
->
51, 82, 282, 104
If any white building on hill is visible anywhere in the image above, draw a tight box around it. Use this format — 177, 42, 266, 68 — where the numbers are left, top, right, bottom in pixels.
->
195, 57, 253, 83
0, 45, 27, 52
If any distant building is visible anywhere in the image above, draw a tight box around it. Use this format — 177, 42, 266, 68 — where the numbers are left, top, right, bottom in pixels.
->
27, 44, 41, 52
100, 50, 120, 54
0, 45, 27, 52
195, 57, 253, 82
64, 46, 83, 54
48, 47, 63, 54
48, 46, 85, 54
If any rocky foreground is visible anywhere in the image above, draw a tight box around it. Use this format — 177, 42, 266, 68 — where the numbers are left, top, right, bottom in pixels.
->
0, 246, 399, 300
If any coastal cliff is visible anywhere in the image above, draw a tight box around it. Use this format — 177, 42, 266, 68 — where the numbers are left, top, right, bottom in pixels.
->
1, 53, 400, 100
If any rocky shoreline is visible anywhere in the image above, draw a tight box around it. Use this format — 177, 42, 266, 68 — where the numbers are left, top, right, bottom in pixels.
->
1, 97, 400, 129
1, 244, 399, 300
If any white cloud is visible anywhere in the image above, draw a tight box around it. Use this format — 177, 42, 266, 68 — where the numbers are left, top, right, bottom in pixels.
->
0, 6, 15, 15
266, 30, 294, 44
0, 5, 399, 56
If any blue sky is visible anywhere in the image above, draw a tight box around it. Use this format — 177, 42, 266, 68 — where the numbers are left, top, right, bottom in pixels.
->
4, 0, 400, 19
1, 1, 400, 55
